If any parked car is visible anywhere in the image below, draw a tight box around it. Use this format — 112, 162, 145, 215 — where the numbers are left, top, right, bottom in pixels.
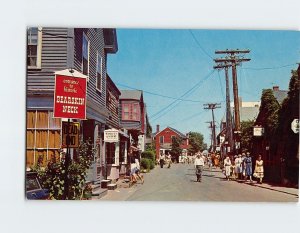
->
26, 172, 49, 200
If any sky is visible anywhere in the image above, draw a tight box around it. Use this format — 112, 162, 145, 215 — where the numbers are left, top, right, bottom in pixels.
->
107, 29, 300, 144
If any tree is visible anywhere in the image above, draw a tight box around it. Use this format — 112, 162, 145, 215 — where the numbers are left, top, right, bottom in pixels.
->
146, 114, 152, 138
188, 131, 205, 155
32, 140, 95, 200
170, 136, 183, 161
240, 120, 255, 153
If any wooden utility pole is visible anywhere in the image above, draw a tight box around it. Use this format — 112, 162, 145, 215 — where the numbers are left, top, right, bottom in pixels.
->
204, 103, 221, 152
214, 49, 251, 132
213, 63, 234, 151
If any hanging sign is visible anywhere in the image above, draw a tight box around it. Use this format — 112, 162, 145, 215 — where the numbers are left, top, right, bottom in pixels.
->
53, 70, 87, 120
291, 119, 299, 134
62, 122, 80, 148
104, 129, 119, 142
253, 126, 264, 136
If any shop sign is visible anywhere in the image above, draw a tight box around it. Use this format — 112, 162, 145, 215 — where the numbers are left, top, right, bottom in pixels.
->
104, 129, 119, 142
253, 126, 264, 136
54, 72, 87, 120
291, 119, 299, 133
62, 122, 80, 148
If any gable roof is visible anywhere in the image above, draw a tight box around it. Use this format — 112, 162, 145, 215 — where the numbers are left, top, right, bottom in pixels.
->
120, 90, 142, 100
155, 126, 187, 138
273, 90, 288, 104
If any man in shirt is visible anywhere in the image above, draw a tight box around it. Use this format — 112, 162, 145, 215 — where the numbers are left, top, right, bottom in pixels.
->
194, 153, 205, 182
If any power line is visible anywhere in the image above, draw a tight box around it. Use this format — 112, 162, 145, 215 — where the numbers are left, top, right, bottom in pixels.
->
217, 71, 225, 100
242, 63, 296, 70
150, 70, 215, 121
188, 30, 213, 59
115, 82, 208, 103
160, 110, 206, 127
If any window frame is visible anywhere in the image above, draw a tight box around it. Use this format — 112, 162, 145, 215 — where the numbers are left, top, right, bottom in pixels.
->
27, 27, 42, 69
159, 136, 164, 144
96, 51, 102, 92
82, 32, 90, 79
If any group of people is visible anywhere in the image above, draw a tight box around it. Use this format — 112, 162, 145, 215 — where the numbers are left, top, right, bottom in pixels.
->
127, 158, 144, 184
159, 152, 172, 168
193, 151, 264, 184
223, 152, 264, 184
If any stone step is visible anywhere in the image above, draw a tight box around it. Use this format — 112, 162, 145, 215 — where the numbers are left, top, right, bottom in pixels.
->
107, 184, 117, 190
92, 188, 107, 199
91, 184, 101, 190
100, 179, 112, 189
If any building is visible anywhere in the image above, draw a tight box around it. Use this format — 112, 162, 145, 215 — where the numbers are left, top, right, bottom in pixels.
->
218, 99, 260, 155
119, 90, 147, 163
154, 125, 189, 160
26, 27, 118, 186
105, 74, 129, 181
252, 86, 289, 183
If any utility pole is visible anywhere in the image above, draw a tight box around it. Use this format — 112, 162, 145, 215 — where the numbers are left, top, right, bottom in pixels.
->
204, 103, 221, 152
205, 121, 213, 151
214, 49, 251, 132
214, 49, 250, 154
213, 62, 234, 153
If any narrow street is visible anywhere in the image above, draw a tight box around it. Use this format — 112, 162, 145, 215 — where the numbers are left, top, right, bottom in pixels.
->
101, 163, 298, 202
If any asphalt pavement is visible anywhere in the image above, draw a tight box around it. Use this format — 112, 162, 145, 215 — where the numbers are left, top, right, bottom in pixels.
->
100, 163, 298, 202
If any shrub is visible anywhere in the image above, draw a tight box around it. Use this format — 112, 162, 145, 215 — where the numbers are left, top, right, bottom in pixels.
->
141, 151, 155, 162
140, 158, 151, 171
149, 159, 155, 170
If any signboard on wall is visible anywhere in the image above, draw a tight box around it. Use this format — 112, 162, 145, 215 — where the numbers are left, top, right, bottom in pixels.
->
62, 122, 80, 148
253, 126, 264, 136
53, 70, 87, 120
104, 129, 119, 142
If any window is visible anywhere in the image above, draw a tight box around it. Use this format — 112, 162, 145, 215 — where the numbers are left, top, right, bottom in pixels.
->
159, 136, 164, 144
121, 103, 140, 121
82, 33, 89, 76
106, 143, 115, 164
26, 110, 61, 168
27, 27, 42, 68
96, 52, 102, 91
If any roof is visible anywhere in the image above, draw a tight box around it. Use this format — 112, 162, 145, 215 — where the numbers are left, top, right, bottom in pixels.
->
273, 90, 288, 104
155, 126, 187, 138
221, 105, 259, 123
120, 90, 142, 100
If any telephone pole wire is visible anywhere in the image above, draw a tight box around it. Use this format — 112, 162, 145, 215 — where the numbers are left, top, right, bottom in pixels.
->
204, 103, 221, 152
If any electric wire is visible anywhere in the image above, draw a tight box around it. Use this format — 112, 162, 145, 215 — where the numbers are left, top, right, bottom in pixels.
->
188, 30, 214, 59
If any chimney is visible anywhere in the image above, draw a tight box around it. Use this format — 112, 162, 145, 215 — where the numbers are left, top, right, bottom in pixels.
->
156, 124, 160, 133
273, 86, 279, 91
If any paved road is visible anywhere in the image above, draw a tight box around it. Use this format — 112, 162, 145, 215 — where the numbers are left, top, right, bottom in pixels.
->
100, 163, 298, 201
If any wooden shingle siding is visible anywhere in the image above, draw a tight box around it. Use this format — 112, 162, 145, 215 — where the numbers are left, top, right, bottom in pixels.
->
27, 27, 68, 90
73, 28, 106, 110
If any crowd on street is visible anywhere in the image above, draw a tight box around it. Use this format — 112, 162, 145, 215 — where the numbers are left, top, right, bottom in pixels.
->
156, 151, 265, 184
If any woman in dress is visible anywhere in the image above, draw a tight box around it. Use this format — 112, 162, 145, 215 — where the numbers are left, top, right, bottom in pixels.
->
224, 156, 232, 181
255, 155, 264, 184
234, 154, 243, 179
244, 152, 253, 183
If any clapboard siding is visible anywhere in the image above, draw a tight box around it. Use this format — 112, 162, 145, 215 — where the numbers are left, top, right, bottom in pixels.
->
73, 28, 107, 109
27, 27, 68, 90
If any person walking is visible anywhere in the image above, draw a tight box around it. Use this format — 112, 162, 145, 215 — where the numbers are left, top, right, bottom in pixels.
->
244, 152, 253, 183
234, 154, 243, 179
159, 153, 165, 168
254, 155, 264, 184
224, 156, 232, 181
194, 153, 205, 182
166, 152, 172, 168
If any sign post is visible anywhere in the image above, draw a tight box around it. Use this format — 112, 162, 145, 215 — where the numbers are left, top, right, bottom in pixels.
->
53, 69, 87, 200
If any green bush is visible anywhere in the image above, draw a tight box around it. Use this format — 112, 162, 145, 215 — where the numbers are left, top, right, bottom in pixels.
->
141, 151, 155, 162
140, 158, 151, 171
149, 159, 155, 170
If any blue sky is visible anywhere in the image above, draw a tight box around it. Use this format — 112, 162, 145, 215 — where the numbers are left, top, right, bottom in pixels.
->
107, 29, 300, 144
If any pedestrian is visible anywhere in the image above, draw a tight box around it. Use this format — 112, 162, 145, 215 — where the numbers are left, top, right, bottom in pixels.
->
224, 156, 232, 181
159, 153, 165, 168
244, 152, 253, 183
241, 152, 246, 178
194, 153, 205, 182
234, 154, 243, 179
166, 152, 172, 168
254, 155, 264, 184
208, 154, 213, 170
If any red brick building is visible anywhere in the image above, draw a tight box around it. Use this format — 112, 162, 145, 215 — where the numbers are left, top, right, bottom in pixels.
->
154, 125, 189, 159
